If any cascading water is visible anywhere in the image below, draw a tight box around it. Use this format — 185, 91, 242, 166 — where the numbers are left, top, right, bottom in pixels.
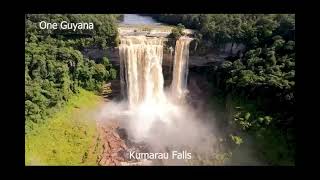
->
171, 37, 192, 100
119, 36, 170, 140
119, 36, 166, 108
114, 34, 219, 165
119, 35, 193, 141
98, 15, 223, 166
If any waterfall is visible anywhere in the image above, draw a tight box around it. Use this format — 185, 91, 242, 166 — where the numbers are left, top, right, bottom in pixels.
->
120, 36, 192, 105
171, 37, 192, 100
118, 35, 192, 139
119, 36, 165, 108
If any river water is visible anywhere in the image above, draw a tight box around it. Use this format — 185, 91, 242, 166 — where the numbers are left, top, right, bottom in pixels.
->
121, 14, 161, 25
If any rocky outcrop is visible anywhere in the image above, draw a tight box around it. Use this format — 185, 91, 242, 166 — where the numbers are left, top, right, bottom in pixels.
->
98, 120, 127, 166
97, 119, 153, 166
81, 33, 245, 83
221, 42, 246, 56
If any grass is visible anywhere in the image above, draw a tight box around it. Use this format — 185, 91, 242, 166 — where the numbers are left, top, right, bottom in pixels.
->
25, 88, 103, 165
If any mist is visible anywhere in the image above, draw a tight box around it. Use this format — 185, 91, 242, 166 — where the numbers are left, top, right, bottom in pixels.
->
95, 35, 259, 165
97, 86, 223, 165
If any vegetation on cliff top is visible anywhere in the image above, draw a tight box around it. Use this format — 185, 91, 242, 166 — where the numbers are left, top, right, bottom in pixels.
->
25, 14, 119, 132
25, 14, 120, 165
152, 14, 295, 165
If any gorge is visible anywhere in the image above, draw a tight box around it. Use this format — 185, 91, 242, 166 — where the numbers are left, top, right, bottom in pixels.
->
102, 23, 221, 165
25, 14, 295, 166
97, 15, 262, 165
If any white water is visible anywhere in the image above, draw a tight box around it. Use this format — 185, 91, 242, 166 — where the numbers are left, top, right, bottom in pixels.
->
120, 36, 192, 105
104, 35, 221, 166
102, 33, 256, 165
119, 36, 166, 108
119, 35, 196, 142
171, 37, 192, 100
119, 36, 171, 139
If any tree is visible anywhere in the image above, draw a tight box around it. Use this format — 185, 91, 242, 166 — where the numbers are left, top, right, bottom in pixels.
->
25, 14, 119, 129
169, 24, 185, 40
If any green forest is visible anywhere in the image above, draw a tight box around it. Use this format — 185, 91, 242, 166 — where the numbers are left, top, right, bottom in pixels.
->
25, 14, 121, 132
25, 14, 295, 165
25, 14, 122, 164
150, 14, 295, 165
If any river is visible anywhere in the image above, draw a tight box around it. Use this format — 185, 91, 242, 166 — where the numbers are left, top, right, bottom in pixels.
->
121, 14, 161, 25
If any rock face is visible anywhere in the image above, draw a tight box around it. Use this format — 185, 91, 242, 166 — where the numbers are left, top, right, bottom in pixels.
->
98, 120, 127, 166
222, 43, 246, 55
97, 119, 153, 166
82, 42, 245, 72
82, 24, 245, 70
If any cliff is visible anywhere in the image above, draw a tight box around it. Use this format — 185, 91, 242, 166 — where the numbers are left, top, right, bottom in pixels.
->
82, 40, 245, 68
